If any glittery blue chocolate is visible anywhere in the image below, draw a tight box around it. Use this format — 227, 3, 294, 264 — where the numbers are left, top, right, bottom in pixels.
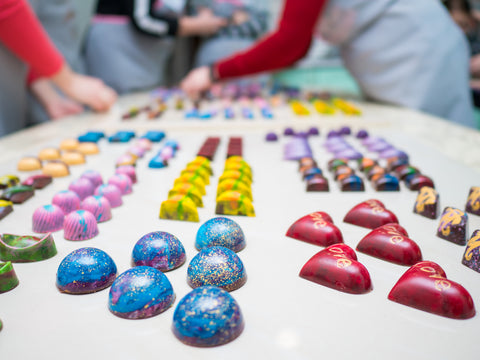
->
148, 156, 167, 168
187, 246, 246, 291
195, 217, 246, 252
78, 133, 102, 143
108, 266, 175, 319
132, 231, 186, 271
142, 131, 165, 142
56, 247, 117, 294
172, 286, 244, 347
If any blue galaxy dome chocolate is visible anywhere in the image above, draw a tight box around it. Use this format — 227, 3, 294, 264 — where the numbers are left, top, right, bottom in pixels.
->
108, 266, 175, 319
132, 231, 186, 272
187, 246, 246, 291
56, 247, 117, 294
195, 217, 246, 252
172, 286, 244, 347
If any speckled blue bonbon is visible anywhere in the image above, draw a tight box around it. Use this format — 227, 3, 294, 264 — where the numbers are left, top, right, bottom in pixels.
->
56, 247, 117, 294
172, 286, 244, 347
195, 217, 246, 252
109, 266, 175, 319
187, 246, 246, 291
132, 231, 186, 271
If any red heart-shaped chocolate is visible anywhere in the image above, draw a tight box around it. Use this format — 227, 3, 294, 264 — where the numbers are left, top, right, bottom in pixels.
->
388, 261, 475, 319
286, 212, 343, 247
356, 224, 422, 265
343, 199, 399, 229
299, 244, 372, 294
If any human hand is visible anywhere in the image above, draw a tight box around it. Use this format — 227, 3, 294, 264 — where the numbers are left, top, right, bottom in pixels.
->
471, 55, 480, 77
180, 66, 213, 100
30, 78, 84, 119
179, 11, 228, 36
231, 10, 250, 25
51, 64, 117, 112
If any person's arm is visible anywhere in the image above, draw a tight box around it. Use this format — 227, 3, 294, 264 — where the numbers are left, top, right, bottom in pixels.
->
130, 0, 226, 37
0, 0, 117, 112
181, 0, 327, 98
215, 0, 328, 79
0, 0, 63, 78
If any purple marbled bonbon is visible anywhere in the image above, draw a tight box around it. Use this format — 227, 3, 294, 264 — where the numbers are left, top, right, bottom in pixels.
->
308, 127, 319, 136
115, 165, 137, 184
339, 126, 351, 135
356, 129, 369, 139
265, 132, 278, 141
80, 196, 112, 222
68, 178, 95, 200
108, 174, 133, 195
326, 142, 351, 153
362, 136, 384, 146
367, 141, 392, 152
462, 230, 480, 273
284, 138, 312, 160
283, 127, 295, 136
52, 190, 81, 214
295, 131, 308, 138
335, 148, 363, 160
81, 170, 103, 188
94, 184, 122, 207
379, 148, 408, 160
327, 130, 340, 138
32, 204, 64, 233
64, 210, 98, 241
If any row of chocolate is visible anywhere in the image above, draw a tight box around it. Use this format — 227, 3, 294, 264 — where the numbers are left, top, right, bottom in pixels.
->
290, 98, 362, 116
286, 201, 478, 319
216, 138, 255, 217
413, 185, 480, 221
160, 138, 219, 222
32, 167, 135, 240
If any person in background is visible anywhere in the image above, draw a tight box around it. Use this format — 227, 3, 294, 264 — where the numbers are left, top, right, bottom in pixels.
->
182, 0, 476, 128
444, 0, 480, 109
85, 0, 228, 94
0, 0, 116, 138
190, 0, 269, 67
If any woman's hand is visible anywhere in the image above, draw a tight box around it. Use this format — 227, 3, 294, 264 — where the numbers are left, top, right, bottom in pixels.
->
51, 64, 117, 112
180, 66, 213, 100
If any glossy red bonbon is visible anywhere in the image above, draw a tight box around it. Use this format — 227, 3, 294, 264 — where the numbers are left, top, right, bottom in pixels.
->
356, 224, 422, 266
343, 199, 399, 229
299, 244, 372, 294
286, 212, 343, 247
388, 261, 475, 319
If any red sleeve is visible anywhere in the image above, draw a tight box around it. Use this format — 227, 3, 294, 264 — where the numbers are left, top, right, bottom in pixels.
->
215, 0, 328, 80
0, 0, 64, 80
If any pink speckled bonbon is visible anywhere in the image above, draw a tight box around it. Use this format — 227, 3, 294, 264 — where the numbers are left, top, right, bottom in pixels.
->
115, 165, 137, 184
52, 190, 81, 215
32, 204, 64, 233
81, 196, 112, 223
94, 184, 123, 207
64, 210, 99, 241
108, 174, 132, 195
68, 178, 95, 200
81, 170, 104, 188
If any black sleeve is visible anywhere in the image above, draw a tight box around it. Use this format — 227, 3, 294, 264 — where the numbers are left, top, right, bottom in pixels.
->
129, 0, 179, 38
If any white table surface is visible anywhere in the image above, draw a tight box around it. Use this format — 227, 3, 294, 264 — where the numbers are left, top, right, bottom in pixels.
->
0, 95, 479, 360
